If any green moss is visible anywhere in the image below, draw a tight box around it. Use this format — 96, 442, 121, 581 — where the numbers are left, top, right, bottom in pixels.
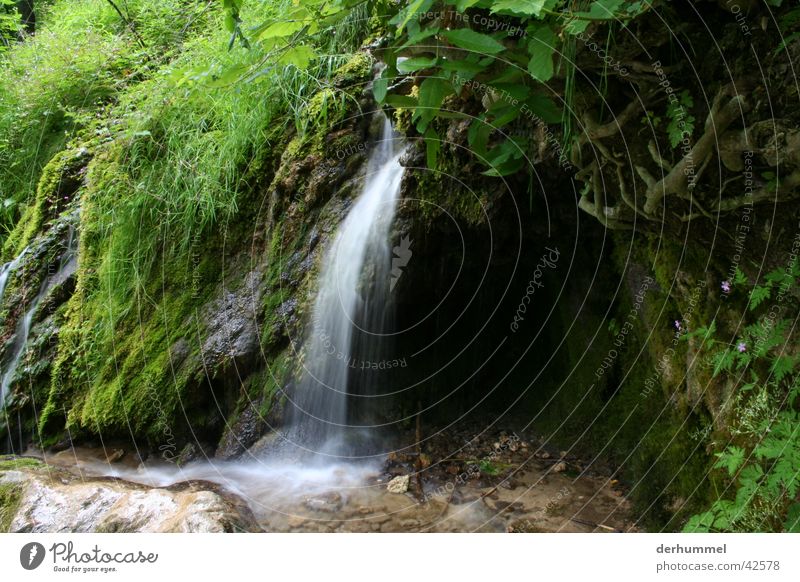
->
2, 149, 83, 261
332, 52, 373, 87
0, 482, 23, 532
0, 457, 43, 470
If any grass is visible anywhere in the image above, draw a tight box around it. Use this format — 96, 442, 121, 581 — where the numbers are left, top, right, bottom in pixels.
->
13, 0, 376, 443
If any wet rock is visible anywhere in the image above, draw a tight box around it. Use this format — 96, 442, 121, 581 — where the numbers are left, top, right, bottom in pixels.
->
106, 449, 125, 463
387, 475, 410, 494
1, 464, 260, 533
552, 462, 567, 473
175, 443, 213, 467
303, 492, 343, 513
215, 403, 267, 460
199, 270, 263, 374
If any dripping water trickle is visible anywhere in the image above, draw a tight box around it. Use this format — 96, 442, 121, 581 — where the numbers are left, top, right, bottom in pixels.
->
0, 226, 78, 408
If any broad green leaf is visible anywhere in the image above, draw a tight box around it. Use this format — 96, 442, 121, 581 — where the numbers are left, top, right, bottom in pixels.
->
398, 26, 440, 51
397, 56, 439, 73
455, 0, 482, 10
372, 77, 388, 103
424, 127, 440, 169
578, 0, 626, 19
491, 0, 557, 17
392, 0, 432, 34
256, 20, 307, 40
785, 503, 800, 533
443, 28, 506, 55
384, 95, 418, 108
279, 45, 316, 69
528, 25, 557, 82
524, 95, 562, 123
414, 77, 453, 132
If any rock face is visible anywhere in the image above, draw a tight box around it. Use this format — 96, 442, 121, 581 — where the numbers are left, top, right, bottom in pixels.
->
0, 462, 260, 533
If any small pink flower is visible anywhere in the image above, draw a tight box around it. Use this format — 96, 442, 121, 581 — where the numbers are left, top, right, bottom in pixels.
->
674, 320, 682, 331
737, 342, 747, 353
721, 280, 731, 293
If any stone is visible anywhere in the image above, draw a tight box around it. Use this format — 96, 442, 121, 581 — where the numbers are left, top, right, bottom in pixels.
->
303, 492, 343, 513
553, 461, 567, 473
106, 449, 125, 463
0, 464, 260, 533
387, 475, 410, 494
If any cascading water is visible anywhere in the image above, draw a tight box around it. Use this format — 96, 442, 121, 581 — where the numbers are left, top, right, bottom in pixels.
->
0, 227, 78, 407
286, 117, 404, 459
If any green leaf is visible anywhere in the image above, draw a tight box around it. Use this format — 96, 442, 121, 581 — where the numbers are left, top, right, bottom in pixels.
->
397, 26, 440, 51
372, 77, 388, 103
749, 285, 772, 310
455, 0, 482, 10
414, 77, 453, 132
491, 0, 556, 17
524, 95, 562, 123
392, 0, 432, 34
579, 0, 626, 19
443, 28, 506, 55
770, 355, 795, 383
424, 127, 440, 169
384, 94, 418, 109
255, 19, 307, 40
785, 503, 800, 533
714, 446, 745, 476
278, 45, 316, 69
396, 56, 439, 73
527, 25, 557, 82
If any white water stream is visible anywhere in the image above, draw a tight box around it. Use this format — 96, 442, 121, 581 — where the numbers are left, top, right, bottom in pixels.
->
286, 117, 404, 459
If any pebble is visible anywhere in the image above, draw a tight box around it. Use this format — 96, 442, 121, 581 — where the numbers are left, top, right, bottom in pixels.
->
387, 475, 410, 494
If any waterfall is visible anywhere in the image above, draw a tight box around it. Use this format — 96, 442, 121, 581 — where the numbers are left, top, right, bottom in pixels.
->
0, 227, 77, 406
287, 117, 404, 459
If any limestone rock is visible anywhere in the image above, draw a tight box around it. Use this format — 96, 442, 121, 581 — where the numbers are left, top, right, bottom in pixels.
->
386, 475, 410, 494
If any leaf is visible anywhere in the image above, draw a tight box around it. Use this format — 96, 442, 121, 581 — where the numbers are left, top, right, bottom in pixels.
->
491, 0, 557, 17
785, 503, 800, 533
392, 0, 431, 34
524, 95, 562, 123
770, 355, 794, 383
397, 26, 440, 51
711, 349, 736, 377
749, 285, 772, 310
278, 45, 316, 69
372, 77, 388, 103
579, 0, 626, 19
714, 446, 745, 476
414, 77, 453, 132
256, 20, 307, 39
384, 94, 418, 109
424, 127, 440, 169
396, 56, 439, 73
456, 0, 482, 10
527, 25, 557, 82
443, 28, 506, 55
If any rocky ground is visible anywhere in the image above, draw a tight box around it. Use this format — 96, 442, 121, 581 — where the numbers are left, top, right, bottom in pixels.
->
1, 421, 637, 533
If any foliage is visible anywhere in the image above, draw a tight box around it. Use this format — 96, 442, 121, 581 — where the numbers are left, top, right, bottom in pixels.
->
682, 263, 800, 532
